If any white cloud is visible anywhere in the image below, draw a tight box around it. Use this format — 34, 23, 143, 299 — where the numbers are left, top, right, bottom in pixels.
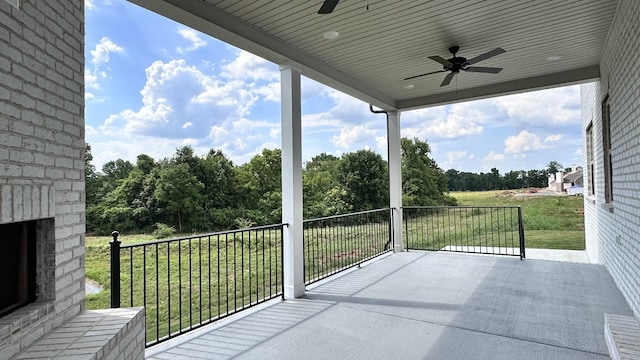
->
403, 104, 484, 140
254, 82, 280, 102
545, 134, 562, 142
87, 137, 194, 172
85, 0, 95, 10
493, 85, 581, 128
85, 37, 124, 96
504, 131, 548, 154
427, 113, 483, 139
85, 69, 99, 90
222, 50, 279, 82
483, 151, 506, 162
92, 58, 289, 166
440, 150, 476, 170
301, 77, 328, 100
105, 60, 258, 139
480, 151, 507, 171
324, 89, 378, 126
177, 27, 207, 53
447, 150, 470, 163
90, 37, 124, 66
331, 125, 379, 149
375, 136, 387, 151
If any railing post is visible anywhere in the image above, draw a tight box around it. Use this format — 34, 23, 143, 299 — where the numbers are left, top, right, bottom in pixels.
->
389, 208, 394, 251
110, 230, 121, 308
517, 207, 526, 260
402, 207, 409, 251
280, 224, 286, 299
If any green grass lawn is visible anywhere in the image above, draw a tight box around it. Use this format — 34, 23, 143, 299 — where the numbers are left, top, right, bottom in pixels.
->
87, 231, 285, 344
86, 221, 389, 344
451, 190, 585, 250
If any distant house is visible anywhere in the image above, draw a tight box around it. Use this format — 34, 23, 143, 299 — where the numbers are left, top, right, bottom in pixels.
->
548, 166, 584, 192
564, 168, 584, 187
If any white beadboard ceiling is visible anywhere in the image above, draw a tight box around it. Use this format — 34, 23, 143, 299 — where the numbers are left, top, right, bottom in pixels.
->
128, 0, 618, 111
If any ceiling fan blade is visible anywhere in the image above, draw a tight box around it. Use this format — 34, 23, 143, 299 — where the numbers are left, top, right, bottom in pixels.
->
441, 72, 456, 86
404, 70, 446, 80
428, 55, 453, 67
464, 66, 503, 74
318, 0, 339, 14
465, 48, 506, 65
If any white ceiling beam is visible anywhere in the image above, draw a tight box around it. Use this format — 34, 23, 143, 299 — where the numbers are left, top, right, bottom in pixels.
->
397, 65, 600, 110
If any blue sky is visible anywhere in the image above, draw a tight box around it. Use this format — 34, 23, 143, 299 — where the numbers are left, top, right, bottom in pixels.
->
85, 0, 584, 174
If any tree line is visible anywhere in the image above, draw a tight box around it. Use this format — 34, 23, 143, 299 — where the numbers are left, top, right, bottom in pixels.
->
85, 137, 456, 236
445, 161, 569, 192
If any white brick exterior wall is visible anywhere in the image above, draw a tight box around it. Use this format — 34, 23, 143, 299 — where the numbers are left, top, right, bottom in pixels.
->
0, 0, 87, 357
582, 0, 640, 318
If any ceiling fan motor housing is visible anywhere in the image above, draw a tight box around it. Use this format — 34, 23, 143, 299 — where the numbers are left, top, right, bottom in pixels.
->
446, 56, 468, 72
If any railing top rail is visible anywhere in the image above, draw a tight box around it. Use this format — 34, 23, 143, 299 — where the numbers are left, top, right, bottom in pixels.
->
119, 223, 288, 249
303, 208, 391, 223
402, 205, 521, 209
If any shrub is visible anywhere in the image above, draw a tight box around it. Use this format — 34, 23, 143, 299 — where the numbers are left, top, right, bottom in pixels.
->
152, 223, 176, 238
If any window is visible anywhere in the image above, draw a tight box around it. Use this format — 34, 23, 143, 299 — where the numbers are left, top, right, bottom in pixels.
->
586, 123, 595, 196
602, 95, 613, 203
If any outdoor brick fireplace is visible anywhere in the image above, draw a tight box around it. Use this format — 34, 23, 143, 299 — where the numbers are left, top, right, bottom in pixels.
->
1, 1, 144, 358
0, 185, 61, 356
0, 219, 55, 318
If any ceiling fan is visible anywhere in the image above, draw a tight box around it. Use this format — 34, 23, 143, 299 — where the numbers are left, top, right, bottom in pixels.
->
318, 0, 340, 14
404, 46, 506, 86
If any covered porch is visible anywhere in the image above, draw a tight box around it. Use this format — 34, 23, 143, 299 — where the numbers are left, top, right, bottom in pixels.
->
146, 250, 633, 359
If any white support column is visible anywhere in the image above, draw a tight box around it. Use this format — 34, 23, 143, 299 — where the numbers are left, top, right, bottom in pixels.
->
280, 63, 305, 298
387, 110, 404, 252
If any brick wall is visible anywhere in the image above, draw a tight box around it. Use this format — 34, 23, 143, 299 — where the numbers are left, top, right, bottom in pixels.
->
0, 0, 86, 357
582, 0, 640, 318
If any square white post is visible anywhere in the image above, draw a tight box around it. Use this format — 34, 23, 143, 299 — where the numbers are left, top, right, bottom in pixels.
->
280, 63, 305, 298
387, 110, 404, 251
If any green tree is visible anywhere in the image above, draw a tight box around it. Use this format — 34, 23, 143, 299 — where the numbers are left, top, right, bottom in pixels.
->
401, 138, 456, 206
489, 167, 503, 190
84, 144, 103, 206
547, 161, 563, 175
200, 149, 237, 209
136, 154, 156, 174
527, 169, 547, 188
303, 153, 349, 217
503, 170, 526, 189
236, 149, 282, 223
154, 163, 205, 232
445, 169, 460, 191
337, 149, 388, 211
101, 159, 134, 194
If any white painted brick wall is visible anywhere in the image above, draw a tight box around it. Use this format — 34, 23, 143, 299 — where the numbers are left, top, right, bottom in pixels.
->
0, 0, 86, 357
582, 0, 640, 319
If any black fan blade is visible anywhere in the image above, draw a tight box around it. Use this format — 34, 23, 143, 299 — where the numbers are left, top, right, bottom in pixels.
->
463, 66, 503, 74
465, 48, 506, 65
428, 55, 453, 67
404, 70, 446, 80
441, 72, 455, 86
318, 0, 339, 14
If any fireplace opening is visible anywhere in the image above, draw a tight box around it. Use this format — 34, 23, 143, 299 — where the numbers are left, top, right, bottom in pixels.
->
0, 221, 37, 317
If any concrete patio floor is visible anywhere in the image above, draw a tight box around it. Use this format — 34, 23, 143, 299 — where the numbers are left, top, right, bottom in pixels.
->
146, 250, 633, 359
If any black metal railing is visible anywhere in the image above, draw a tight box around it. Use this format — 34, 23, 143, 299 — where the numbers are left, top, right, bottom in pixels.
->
403, 206, 525, 259
303, 208, 393, 284
110, 224, 286, 347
